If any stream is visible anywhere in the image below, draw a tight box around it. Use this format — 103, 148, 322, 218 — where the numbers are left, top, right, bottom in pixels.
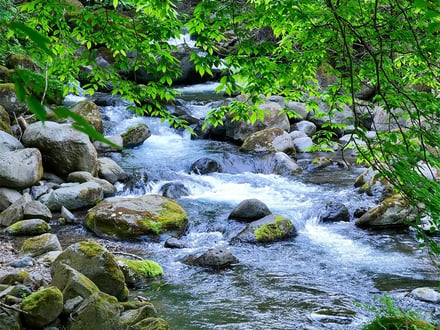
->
63, 83, 439, 329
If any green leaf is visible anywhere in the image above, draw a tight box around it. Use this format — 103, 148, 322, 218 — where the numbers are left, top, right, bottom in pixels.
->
25, 95, 47, 122
9, 22, 53, 56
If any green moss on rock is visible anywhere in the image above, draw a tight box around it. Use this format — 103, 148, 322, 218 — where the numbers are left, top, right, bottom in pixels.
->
21, 286, 63, 328
78, 241, 105, 257
118, 258, 163, 278
254, 215, 293, 243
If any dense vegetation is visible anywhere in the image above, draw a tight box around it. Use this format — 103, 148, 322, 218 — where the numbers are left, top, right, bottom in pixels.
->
1, 0, 439, 250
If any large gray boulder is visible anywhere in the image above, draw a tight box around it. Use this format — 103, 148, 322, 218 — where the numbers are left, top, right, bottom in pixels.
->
85, 194, 188, 239
0, 130, 23, 153
22, 121, 98, 178
240, 127, 295, 155
39, 181, 103, 211
0, 148, 44, 189
264, 152, 302, 175
224, 100, 290, 142
52, 241, 129, 301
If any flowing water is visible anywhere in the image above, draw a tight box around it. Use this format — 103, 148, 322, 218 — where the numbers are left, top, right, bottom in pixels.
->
66, 84, 439, 329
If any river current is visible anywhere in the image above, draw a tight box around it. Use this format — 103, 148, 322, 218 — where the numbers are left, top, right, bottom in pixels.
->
65, 83, 439, 329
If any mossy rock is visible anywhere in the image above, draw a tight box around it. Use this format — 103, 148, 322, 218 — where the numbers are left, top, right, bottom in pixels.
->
0, 83, 28, 115
129, 317, 170, 330
0, 65, 12, 83
6, 54, 41, 72
362, 316, 435, 330
117, 258, 163, 288
20, 233, 62, 257
254, 215, 295, 242
5, 218, 51, 236
121, 123, 152, 148
70, 100, 103, 133
234, 214, 297, 243
85, 194, 188, 239
0, 104, 12, 134
21, 286, 63, 328
52, 241, 129, 301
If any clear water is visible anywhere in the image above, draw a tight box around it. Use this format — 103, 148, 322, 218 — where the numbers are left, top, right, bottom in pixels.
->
95, 84, 439, 329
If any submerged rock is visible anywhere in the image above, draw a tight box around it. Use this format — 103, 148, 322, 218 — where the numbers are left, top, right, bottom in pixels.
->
190, 157, 223, 174
319, 201, 350, 222
234, 214, 297, 243
183, 247, 239, 269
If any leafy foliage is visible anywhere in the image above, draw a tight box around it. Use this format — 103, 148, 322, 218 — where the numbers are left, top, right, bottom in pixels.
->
361, 295, 435, 330
1, 0, 439, 250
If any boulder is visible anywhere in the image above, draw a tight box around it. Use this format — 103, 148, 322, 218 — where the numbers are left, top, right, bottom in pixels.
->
355, 195, 418, 228
51, 263, 123, 330
0, 308, 21, 330
39, 181, 103, 211
70, 100, 104, 133
183, 247, 239, 269
159, 182, 190, 199
410, 287, 440, 303
117, 258, 163, 288
319, 201, 350, 222
190, 157, 222, 174
23, 199, 52, 221
5, 219, 51, 236
21, 286, 63, 328
264, 152, 302, 175
0, 193, 32, 227
293, 136, 314, 152
52, 241, 128, 301
228, 198, 272, 222
0, 83, 28, 116
121, 123, 151, 148
0, 104, 12, 134
295, 120, 317, 137
20, 233, 62, 257
67, 171, 115, 197
0, 130, 22, 153
98, 157, 129, 183
240, 127, 295, 155
285, 101, 308, 120
94, 135, 123, 154
85, 194, 188, 239
0, 187, 21, 212
0, 148, 44, 189
119, 301, 161, 328
224, 100, 290, 142
234, 214, 297, 243
22, 121, 98, 177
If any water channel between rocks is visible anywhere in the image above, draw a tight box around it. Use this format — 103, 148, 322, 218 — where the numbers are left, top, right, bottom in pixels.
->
61, 83, 440, 329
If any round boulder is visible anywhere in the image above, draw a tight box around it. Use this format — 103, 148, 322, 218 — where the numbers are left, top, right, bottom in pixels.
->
0, 148, 43, 189
121, 123, 151, 148
190, 157, 222, 175
70, 100, 104, 134
22, 121, 98, 178
319, 201, 350, 222
240, 127, 295, 154
20, 233, 62, 257
98, 157, 129, 183
228, 198, 271, 222
0, 130, 23, 153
